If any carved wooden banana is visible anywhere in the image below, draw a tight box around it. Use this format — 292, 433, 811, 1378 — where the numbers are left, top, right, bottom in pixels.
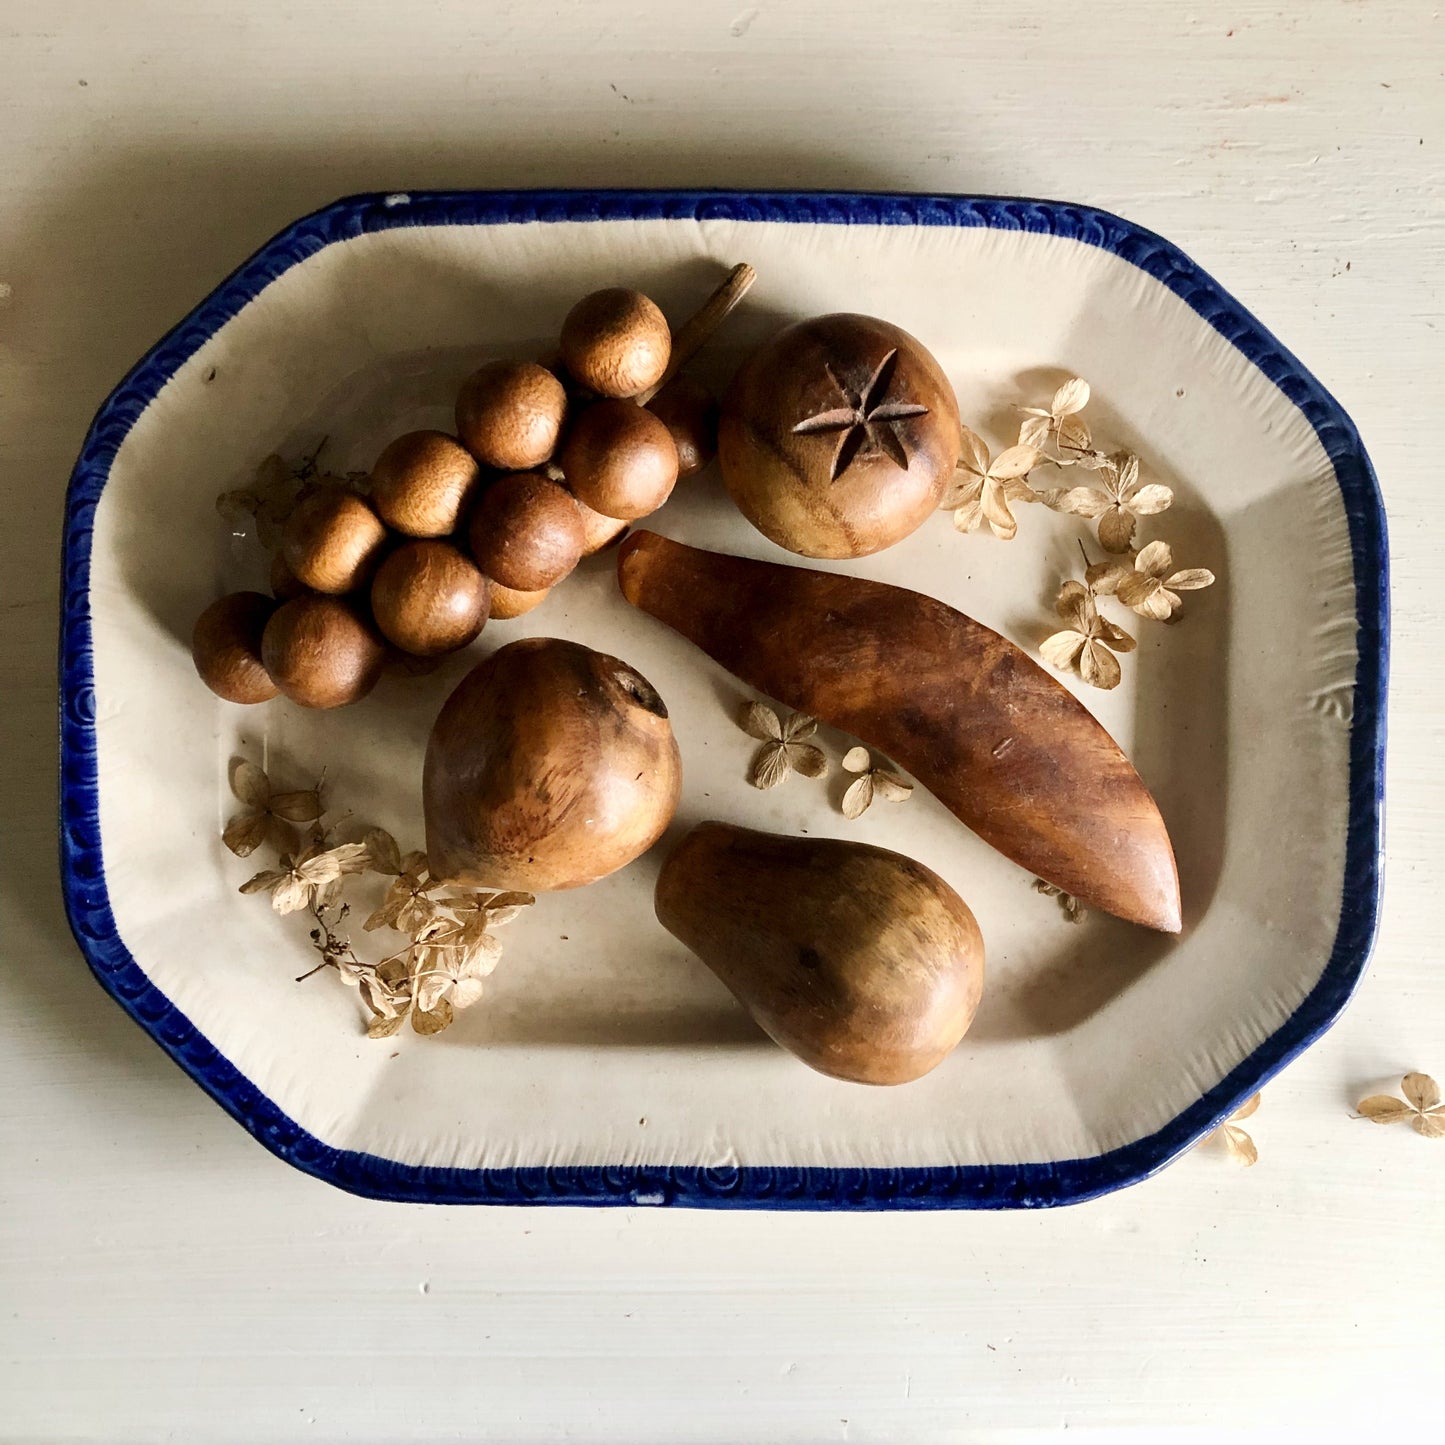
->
618, 531, 1181, 932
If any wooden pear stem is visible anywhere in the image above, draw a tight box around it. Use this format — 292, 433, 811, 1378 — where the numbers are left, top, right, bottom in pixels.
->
636, 262, 756, 404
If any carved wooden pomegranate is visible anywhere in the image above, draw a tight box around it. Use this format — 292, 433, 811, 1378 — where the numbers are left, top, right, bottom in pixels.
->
718, 313, 961, 559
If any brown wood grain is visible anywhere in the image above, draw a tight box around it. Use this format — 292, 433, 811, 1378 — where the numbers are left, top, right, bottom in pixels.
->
619, 531, 1181, 932
656, 822, 986, 1085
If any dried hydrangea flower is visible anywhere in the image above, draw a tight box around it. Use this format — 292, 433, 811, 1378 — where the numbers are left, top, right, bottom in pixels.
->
1200, 1093, 1261, 1165
240, 839, 368, 916
1017, 377, 1092, 452
1034, 878, 1085, 923
216, 454, 298, 548
1357, 1073, 1445, 1138
739, 702, 827, 789
943, 426, 1041, 541
223, 759, 323, 858
361, 957, 413, 1038
1040, 453, 1173, 553
1039, 580, 1136, 690
1091, 540, 1215, 621
410, 915, 502, 1016
363, 838, 440, 935
450, 890, 535, 945
840, 746, 913, 819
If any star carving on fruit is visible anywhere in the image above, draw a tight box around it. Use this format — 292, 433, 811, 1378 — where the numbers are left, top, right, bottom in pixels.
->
792, 349, 930, 482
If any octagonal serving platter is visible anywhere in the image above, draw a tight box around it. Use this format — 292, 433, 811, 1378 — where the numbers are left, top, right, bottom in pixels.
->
60, 190, 1387, 1207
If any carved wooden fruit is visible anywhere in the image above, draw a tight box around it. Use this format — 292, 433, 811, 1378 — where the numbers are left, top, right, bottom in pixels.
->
559, 399, 678, 521
466, 471, 585, 591
191, 591, 278, 703
260, 594, 386, 709
280, 490, 388, 595
455, 361, 567, 470
370, 539, 490, 656
646, 374, 718, 478
619, 532, 1181, 932
424, 637, 682, 891
718, 313, 961, 559
656, 823, 985, 1085
370, 430, 484, 538
560, 288, 671, 399
487, 581, 550, 619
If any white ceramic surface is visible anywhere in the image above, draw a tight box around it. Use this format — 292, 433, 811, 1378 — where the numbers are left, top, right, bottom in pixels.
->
63, 193, 1382, 1205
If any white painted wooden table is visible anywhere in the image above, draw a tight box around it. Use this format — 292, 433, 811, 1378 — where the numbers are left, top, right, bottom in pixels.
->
2, 2, 1440, 1438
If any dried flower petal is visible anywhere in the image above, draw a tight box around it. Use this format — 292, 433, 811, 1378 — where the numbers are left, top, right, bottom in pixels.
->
1034, 878, 1086, 923
1046, 487, 1113, 520
367, 1010, 408, 1039
1129, 484, 1174, 515
1096, 618, 1137, 653
1358, 1096, 1417, 1124
358, 974, 401, 1018
462, 932, 505, 977
411, 999, 454, 1036
740, 701, 783, 741
451, 976, 486, 1010
269, 789, 323, 823
1078, 640, 1122, 689
842, 745, 872, 774
398, 893, 439, 936
376, 957, 410, 989
239, 868, 288, 896
365, 828, 403, 875
871, 772, 913, 803
270, 873, 315, 915
750, 743, 793, 790
1167, 568, 1216, 592
1415, 1112, 1445, 1139
1040, 629, 1088, 671
413, 967, 450, 1015
841, 774, 875, 819
230, 760, 271, 808
990, 444, 1041, 481
1086, 559, 1130, 595
1055, 579, 1094, 630
958, 424, 991, 478
1218, 1123, 1258, 1166
1136, 540, 1173, 576
1233, 1092, 1262, 1121
1403, 1072, 1442, 1112
1098, 507, 1137, 554
1056, 414, 1091, 453
223, 811, 272, 858
1052, 378, 1091, 416
1017, 414, 1050, 450
787, 743, 828, 779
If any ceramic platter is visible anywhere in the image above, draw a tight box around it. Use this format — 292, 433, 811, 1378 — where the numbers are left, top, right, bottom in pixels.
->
60, 191, 1387, 1208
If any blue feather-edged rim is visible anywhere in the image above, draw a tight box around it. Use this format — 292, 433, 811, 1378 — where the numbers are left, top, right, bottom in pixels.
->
59, 189, 1388, 1208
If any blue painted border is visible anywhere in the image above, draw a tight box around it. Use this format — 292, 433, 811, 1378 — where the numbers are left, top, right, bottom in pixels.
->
59, 190, 1388, 1209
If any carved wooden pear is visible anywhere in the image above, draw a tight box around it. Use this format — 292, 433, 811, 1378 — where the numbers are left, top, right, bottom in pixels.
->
424, 637, 681, 891
656, 823, 984, 1085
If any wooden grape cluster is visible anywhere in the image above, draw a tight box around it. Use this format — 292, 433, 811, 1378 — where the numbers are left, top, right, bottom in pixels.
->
192, 279, 736, 710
